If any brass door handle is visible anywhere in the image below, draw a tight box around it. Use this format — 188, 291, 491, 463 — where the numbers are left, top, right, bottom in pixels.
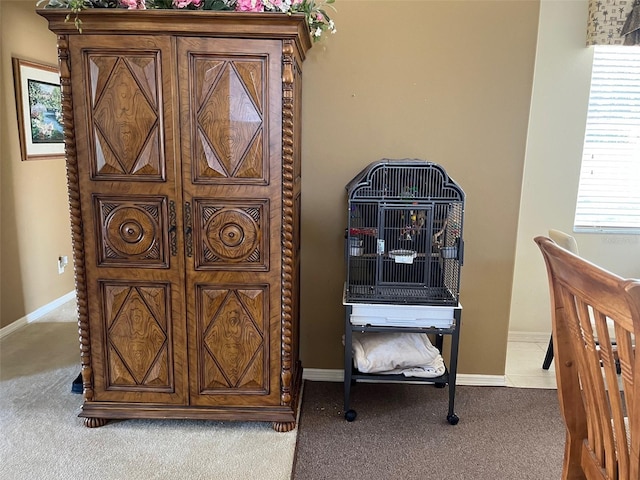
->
184, 202, 193, 258
169, 200, 177, 256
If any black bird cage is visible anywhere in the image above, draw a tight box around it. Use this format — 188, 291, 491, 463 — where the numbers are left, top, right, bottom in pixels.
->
345, 159, 465, 305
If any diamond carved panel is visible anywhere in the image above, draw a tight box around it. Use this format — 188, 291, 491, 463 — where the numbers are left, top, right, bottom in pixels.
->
88, 54, 163, 179
192, 57, 266, 183
198, 287, 267, 392
103, 284, 171, 388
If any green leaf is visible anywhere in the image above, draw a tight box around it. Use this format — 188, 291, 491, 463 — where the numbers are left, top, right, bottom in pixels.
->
203, 0, 233, 10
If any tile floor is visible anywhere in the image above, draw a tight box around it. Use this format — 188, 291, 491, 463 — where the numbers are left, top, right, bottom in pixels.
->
505, 340, 557, 389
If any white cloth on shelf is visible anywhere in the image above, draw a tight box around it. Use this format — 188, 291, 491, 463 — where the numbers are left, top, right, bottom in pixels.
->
350, 331, 446, 378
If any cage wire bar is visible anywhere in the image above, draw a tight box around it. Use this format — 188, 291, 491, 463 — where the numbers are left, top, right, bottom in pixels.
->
345, 159, 465, 305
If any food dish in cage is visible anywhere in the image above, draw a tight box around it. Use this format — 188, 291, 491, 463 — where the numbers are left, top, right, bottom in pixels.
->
388, 249, 417, 263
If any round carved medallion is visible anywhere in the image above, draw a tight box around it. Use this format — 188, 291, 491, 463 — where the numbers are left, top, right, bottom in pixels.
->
205, 209, 259, 261
105, 206, 157, 256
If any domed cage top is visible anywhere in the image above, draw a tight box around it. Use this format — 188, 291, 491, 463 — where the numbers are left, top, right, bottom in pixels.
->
345, 159, 465, 305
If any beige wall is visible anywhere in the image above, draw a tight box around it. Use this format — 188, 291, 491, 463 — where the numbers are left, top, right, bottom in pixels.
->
1, 1, 75, 328
509, 0, 640, 337
300, 0, 539, 372
1, 1, 541, 377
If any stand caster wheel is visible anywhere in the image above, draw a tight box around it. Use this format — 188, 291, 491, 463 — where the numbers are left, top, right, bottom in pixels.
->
434, 383, 446, 389
447, 414, 459, 425
345, 409, 357, 422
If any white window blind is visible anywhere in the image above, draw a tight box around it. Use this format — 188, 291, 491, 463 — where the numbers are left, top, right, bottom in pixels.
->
574, 45, 640, 233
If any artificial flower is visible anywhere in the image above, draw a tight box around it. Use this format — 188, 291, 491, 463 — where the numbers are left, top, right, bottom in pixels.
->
120, 0, 146, 9
235, 0, 264, 12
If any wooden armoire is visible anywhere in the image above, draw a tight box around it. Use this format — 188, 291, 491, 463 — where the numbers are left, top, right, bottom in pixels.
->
38, 9, 311, 432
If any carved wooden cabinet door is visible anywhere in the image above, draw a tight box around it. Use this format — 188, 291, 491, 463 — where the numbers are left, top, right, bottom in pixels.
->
177, 38, 283, 406
69, 35, 188, 404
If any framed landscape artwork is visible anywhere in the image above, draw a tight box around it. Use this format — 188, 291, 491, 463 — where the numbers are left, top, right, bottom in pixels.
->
12, 58, 65, 161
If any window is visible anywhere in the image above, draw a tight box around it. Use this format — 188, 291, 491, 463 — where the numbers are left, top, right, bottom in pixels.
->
574, 45, 640, 233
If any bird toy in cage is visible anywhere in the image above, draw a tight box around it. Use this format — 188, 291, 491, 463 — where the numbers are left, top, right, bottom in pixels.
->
400, 210, 426, 241
349, 227, 378, 236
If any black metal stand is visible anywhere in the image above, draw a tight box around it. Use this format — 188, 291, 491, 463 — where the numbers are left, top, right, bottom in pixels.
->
343, 304, 462, 425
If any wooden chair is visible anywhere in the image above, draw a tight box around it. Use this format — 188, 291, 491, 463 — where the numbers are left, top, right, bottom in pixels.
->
535, 236, 640, 479
542, 229, 581, 369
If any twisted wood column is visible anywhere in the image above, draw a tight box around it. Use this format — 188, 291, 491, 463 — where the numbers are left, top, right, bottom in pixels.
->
275, 40, 296, 433
57, 34, 104, 427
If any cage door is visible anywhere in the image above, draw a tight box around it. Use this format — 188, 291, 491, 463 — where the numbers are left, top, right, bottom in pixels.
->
379, 205, 433, 288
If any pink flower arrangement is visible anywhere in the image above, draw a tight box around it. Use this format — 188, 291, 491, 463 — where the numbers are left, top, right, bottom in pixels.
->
40, 0, 335, 41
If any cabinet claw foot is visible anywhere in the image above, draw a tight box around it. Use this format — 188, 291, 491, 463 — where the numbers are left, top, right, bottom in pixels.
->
272, 421, 296, 432
84, 417, 108, 428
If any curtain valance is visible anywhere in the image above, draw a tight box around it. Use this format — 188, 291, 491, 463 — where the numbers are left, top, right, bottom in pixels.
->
587, 0, 640, 45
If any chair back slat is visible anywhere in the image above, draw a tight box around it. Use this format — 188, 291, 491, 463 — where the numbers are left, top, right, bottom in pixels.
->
535, 236, 640, 480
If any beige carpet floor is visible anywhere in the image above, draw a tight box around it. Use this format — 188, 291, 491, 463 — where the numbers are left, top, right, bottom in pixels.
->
0, 302, 298, 480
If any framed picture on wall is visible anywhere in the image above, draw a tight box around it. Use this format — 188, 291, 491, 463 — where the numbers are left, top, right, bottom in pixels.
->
12, 58, 65, 161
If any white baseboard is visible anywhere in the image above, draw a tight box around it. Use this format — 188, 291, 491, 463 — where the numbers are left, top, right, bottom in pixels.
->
0, 318, 28, 339
508, 331, 550, 343
0, 291, 76, 339
458, 374, 507, 387
303, 368, 344, 382
302, 368, 506, 387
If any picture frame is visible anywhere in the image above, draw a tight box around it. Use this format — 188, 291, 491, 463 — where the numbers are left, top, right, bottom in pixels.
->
12, 58, 65, 161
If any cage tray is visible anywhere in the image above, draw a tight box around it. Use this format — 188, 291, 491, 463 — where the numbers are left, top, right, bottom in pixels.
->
348, 301, 456, 328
